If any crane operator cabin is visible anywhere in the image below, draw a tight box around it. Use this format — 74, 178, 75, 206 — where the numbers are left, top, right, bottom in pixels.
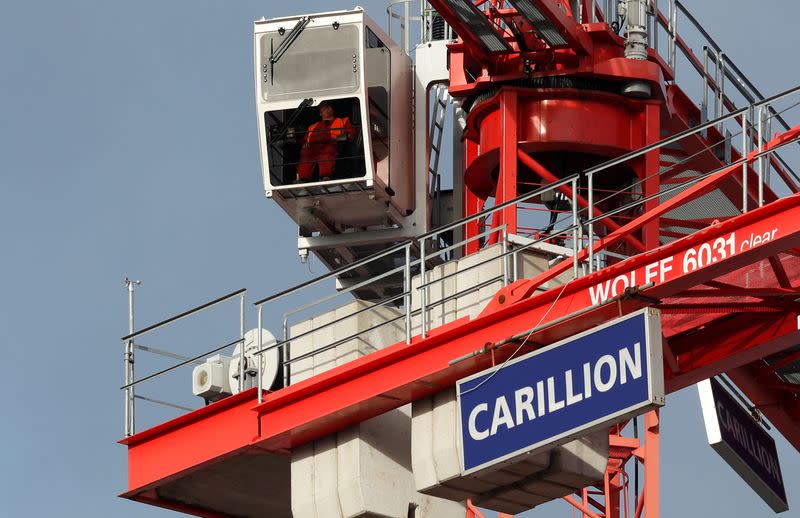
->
255, 10, 413, 238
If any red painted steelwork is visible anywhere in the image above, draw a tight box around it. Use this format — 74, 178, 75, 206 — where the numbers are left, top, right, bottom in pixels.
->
121, 388, 260, 492
440, 7, 663, 99
467, 91, 658, 161
666, 312, 800, 393
494, 88, 519, 237
729, 363, 800, 454
563, 495, 603, 518
643, 411, 660, 518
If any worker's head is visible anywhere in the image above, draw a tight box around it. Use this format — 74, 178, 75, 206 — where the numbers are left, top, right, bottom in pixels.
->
319, 102, 334, 121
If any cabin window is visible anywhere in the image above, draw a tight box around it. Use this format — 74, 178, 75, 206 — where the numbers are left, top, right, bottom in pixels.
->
265, 97, 367, 185
261, 24, 360, 101
364, 27, 391, 181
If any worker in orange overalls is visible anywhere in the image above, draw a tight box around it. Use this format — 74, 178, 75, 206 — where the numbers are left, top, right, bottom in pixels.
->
296, 102, 357, 182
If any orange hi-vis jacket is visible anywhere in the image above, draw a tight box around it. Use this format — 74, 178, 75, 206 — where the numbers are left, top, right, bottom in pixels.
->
305, 117, 356, 144
297, 117, 356, 180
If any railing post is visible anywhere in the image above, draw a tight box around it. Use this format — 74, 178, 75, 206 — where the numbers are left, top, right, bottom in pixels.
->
404, 242, 412, 344
124, 339, 133, 437
701, 46, 709, 138
257, 306, 264, 404
717, 51, 726, 130
669, 0, 677, 74
652, 0, 659, 54
742, 110, 748, 213
765, 112, 772, 188
501, 225, 509, 286
757, 105, 765, 207
588, 172, 595, 273
667, 0, 672, 66
283, 313, 290, 387
572, 178, 579, 279
420, 238, 428, 338
124, 278, 140, 438
512, 247, 519, 283
387, 4, 392, 41
713, 50, 721, 124
404, 0, 410, 53
240, 293, 246, 392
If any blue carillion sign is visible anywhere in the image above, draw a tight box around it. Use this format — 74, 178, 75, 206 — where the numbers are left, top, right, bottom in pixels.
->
698, 377, 788, 513
457, 308, 664, 474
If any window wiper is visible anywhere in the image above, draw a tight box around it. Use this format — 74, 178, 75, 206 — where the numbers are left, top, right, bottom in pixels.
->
269, 98, 313, 145
270, 16, 310, 66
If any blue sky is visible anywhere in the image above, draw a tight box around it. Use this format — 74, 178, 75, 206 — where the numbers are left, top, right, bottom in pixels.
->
1, 1, 798, 517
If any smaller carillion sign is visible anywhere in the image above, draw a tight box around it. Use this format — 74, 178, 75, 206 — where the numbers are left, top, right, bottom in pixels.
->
457, 308, 664, 474
697, 377, 788, 513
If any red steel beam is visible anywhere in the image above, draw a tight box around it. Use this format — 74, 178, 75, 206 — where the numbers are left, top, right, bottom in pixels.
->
769, 255, 793, 288
643, 410, 660, 518
664, 311, 800, 392
121, 388, 261, 492
728, 362, 800, 453
496, 89, 519, 236
675, 287, 800, 298
657, 302, 784, 313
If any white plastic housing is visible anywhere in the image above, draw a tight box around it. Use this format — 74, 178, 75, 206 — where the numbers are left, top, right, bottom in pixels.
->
192, 354, 233, 402
229, 328, 280, 393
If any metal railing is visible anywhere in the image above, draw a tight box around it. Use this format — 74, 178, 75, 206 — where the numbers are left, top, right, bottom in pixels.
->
387, 0, 457, 53
121, 288, 246, 437
387, 0, 423, 53
649, 0, 798, 185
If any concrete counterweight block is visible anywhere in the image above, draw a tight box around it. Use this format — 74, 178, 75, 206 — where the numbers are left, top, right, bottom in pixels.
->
542, 433, 609, 489
292, 406, 465, 518
410, 242, 575, 335
289, 300, 465, 518
412, 387, 610, 515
